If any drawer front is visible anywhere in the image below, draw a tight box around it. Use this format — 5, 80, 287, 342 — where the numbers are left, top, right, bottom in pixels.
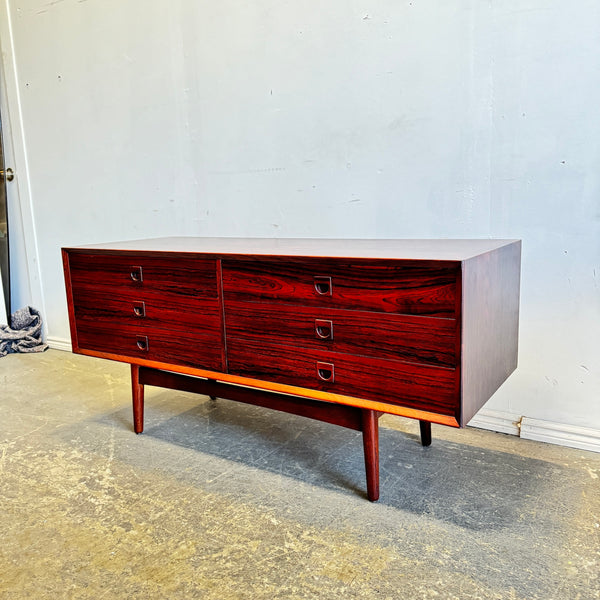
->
225, 301, 457, 368
77, 322, 224, 371
222, 258, 459, 317
72, 287, 221, 334
227, 338, 458, 417
68, 252, 218, 299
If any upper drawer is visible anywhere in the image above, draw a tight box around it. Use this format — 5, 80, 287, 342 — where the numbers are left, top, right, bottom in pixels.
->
67, 252, 218, 299
222, 258, 459, 317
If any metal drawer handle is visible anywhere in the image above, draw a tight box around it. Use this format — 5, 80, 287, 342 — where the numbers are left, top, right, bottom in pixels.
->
315, 319, 333, 340
130, 266, 143, 283
136, 335, 149, 351
133, 301, 146, 317
317, 361, 334, 382
314, 276, 332, 296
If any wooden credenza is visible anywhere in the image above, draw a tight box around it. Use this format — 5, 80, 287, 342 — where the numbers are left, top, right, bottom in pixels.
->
62, 238, 521, 501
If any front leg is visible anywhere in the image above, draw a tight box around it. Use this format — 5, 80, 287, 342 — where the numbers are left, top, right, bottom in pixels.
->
131, 364, 144, 434
361, 409, 380, 502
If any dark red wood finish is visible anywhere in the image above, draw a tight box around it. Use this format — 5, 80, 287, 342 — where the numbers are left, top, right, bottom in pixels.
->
222, 257, 459, 317
62, 238, 521, 501
226, 338, 458, 418
62, 250, 80, 352
68, 252, 219, 299
71, 288, 221, 333
67, 251, 224, 371
131, 364, 144, 434
76, 321, 224, 371
224, 300, 457, 368
460, 242, 522, 425
361, 410, 380, 502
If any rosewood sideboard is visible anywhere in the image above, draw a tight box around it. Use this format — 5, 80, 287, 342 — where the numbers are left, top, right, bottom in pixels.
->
62, 238, 521, 501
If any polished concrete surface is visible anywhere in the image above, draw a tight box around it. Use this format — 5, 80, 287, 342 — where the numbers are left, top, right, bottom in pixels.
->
1, 350, 599, 599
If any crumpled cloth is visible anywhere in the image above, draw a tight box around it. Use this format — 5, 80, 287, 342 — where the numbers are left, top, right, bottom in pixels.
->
0, 306, 49, 357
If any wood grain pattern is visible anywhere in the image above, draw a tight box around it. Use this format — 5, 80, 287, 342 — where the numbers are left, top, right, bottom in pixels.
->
61, 250, 80, 352
68, 253, 218, 299
361, 410, 380, 502
131, 364, 144, 434
224, 300, 457, 368
72, 288, 221, 334
227, 338, 458, 417
77, 321, 224, 371
222, 258, 459, 316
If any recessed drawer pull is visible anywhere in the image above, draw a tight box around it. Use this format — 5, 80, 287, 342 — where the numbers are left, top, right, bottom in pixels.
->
130, 266, 143, 283
133, 301, 146, 317
314, 276, 332, 296
136, 335, 149, 351
316, 361, 335, 382
315, 319, 333, 340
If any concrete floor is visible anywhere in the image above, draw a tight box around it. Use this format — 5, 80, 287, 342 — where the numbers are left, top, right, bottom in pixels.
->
0, 350, 598, 599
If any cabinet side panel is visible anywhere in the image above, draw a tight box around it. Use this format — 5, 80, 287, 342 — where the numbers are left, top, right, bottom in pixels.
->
61, 249, 79, 352
461, 241, 521, 425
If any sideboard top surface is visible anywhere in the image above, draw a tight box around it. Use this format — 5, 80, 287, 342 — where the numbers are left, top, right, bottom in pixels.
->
66, 237, 520, 261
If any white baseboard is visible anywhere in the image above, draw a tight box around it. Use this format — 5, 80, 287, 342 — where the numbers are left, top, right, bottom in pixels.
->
470, 408, 600, 454
468, 409, 521, 436
46, 336, 72, 352
520, 417, 600, 454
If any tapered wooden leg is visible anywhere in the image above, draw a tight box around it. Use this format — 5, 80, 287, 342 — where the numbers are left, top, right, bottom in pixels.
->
419, 420, 432, 447
131, 364, 144, 434
361, 409, 380, 502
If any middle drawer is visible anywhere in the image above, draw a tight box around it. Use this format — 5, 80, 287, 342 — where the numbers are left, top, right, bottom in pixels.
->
225, 300, 457, 368
72, 287, 221, 334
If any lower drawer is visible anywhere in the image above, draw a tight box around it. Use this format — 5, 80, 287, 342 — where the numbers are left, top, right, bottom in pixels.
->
227, 338, 458, 417
72, 288, 221, 333
76, 322, 224, 372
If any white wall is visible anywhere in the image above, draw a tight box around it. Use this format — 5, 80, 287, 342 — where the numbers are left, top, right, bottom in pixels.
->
1, 1, 599, 441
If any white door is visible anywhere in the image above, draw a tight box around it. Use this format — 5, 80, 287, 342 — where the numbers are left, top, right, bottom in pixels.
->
0, 10, 41, 324
0, 110, 9, 324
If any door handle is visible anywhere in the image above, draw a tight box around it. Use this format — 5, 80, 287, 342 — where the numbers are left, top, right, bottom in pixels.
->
0, 168, 14, 182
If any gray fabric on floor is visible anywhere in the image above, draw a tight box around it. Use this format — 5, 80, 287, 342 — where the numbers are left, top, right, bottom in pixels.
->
0, 306, 48, 357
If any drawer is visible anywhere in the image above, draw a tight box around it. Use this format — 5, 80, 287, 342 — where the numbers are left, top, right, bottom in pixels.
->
68, 252, 218, 299
227, 338, 458, 417
222, 258, 459, 317
72, 287, 221, 334
225, 301, 457, 368
76, 322, 224, 371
